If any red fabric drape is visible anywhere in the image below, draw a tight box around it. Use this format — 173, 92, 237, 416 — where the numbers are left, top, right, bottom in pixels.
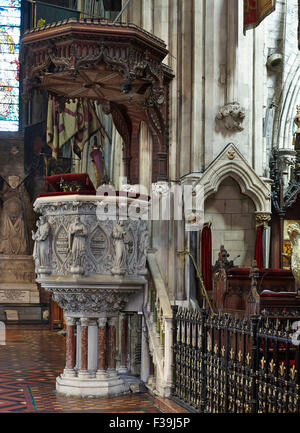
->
255, 226, 264, 269
201, 226, 212, 291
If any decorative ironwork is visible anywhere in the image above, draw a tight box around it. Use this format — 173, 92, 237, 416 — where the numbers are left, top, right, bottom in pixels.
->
172, 307, 300, 413
269, 112, 300, 216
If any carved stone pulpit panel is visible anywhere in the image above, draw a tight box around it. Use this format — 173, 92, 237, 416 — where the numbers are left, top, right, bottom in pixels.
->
33, 192, 149, 397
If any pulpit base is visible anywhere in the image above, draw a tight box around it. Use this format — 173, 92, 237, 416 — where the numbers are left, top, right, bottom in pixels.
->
56, 373, 130, 398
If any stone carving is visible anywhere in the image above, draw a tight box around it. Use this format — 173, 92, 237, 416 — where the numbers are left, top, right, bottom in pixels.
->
287, 223, 300, 288
294, 105, 300, 134
69, 216, 88, 275
256, 213, 271, 228
52, 289, 133, 314
227, 149, 235, 160
32, 216, 51, 274
137, 228, 148, 275
0, 175, 32, 255
111, 221, 127, 276
33, 197, 149, 278
216, 102, 245, 132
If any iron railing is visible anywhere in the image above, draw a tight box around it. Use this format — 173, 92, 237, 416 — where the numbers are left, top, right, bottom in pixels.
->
172, 307, 300, 413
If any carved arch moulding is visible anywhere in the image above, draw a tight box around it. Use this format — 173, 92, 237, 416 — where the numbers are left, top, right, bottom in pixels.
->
192, 143, 272, 215
20, 19, 174, 183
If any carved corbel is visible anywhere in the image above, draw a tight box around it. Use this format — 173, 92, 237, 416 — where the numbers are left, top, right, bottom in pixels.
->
216, 102, 246, 132
255, 213, 271, 228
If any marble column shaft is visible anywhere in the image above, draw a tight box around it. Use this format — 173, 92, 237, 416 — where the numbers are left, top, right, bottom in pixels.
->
107, 317, 117, 370
120, 313, 128, 370
65, 317, 76, 371
97, 317, 107, 372
80, 318, 89, 371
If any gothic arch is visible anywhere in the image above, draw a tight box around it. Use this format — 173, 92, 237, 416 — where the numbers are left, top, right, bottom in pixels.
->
193, 143, 271, 215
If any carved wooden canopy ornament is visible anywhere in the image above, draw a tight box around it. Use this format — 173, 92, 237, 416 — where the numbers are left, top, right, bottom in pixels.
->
20, 18, 174, 184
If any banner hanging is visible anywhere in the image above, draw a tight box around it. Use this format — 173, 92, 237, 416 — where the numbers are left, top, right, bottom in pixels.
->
244, 0, 276, 34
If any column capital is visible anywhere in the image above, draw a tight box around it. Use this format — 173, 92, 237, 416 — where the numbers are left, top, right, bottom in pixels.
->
108, 317, 117, 327
255, 212, 271, 228
98, 317, 108, 327
65, 316, 76, 326
119, 312, 127, 321
80, 317, 89, 327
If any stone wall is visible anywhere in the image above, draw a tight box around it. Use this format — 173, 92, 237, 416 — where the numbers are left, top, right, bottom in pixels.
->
204, 177, 256, 267
121, 0, 268, 300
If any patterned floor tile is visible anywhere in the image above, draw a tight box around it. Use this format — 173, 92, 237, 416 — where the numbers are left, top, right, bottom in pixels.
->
0, 325, 181, 413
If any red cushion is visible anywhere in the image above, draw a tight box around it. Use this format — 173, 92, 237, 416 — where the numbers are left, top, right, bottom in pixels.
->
45, 173, 96, 192
36, 191, 96, 198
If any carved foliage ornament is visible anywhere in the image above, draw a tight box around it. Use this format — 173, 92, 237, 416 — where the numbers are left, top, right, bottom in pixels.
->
216, 102, 246, 132
255, 213, 271, 228
52, 289, 133, 314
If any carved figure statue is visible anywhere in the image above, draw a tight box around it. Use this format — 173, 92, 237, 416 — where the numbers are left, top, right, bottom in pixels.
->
293, 106, 300, 149
137, 230, 148, 273
0, 175, 32, 255
69, 216, 88, 268
111, 221, 127, 276
32, 216, 51, 268
294, 105, 300, 134
287, 223, 300, 288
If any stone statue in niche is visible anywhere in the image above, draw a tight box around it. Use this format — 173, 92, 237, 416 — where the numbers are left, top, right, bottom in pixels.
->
137, 229, 148, 274
0, 175, 32, 255
287, 223, 300, 291
32, 216, 51, 272
111, 221, 127, 276
69, 216, 88, 274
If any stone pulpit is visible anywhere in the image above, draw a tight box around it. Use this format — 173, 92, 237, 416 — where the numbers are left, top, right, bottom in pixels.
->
33, 178, 149, 397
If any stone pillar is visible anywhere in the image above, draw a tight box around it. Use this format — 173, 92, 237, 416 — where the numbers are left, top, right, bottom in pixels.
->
107, 317, 117, 376
78, 317, 89, 378
118, 313, 128, 374
140, 316, 150, 383
163, 317, 173, 396
88, 319, 98, 376
96, 317, 107, 379
64, 316, 76, 377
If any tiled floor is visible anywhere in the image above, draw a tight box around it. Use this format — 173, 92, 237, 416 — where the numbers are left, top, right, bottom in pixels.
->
0, 325, 186, 413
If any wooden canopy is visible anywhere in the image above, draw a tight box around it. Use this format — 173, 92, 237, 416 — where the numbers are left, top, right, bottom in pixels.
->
20, 18, 174, 183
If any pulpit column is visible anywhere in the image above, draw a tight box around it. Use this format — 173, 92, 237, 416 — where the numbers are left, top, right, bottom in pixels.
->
107, 317, 117, 376
78, 317, 89, 378
96, 317, 107, 379
64, 316, 76, 377
118, 313, 128, 374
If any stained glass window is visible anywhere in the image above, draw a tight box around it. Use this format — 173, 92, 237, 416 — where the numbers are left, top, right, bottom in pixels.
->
0, 0, 20, 131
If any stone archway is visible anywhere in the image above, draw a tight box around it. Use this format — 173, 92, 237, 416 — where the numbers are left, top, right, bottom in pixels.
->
192, 143, 272, 267
204, 176, 257, 267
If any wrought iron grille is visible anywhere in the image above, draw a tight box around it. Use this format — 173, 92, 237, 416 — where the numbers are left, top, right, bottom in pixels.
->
172, 307, 300, 413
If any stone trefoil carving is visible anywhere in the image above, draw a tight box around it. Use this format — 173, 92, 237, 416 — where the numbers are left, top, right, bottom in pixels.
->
216, 102, 246, 132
